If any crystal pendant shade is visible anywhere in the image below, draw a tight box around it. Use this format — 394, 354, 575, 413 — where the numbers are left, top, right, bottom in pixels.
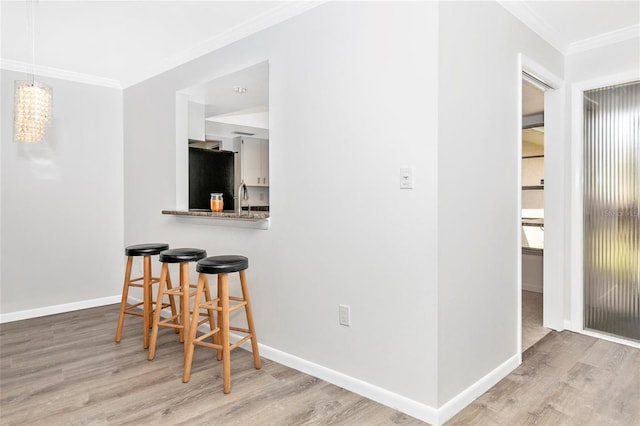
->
14, 80, 52, 143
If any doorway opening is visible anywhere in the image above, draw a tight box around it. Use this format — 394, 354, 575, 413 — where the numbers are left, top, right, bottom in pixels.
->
518, 55, 565, 357
521, 75, 550, 351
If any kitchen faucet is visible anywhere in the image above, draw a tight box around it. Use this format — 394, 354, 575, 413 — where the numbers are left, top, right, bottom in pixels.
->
236, 180, 248, 216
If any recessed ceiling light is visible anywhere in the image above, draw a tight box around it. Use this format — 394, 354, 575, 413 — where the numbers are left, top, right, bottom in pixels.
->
233, 87, 247, 94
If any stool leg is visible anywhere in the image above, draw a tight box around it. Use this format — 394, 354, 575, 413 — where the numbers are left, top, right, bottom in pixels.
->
115, 256, 134, 343
202, 275, 216, 343
183, 273, 206, 383
220, 273, 231, 394
148, 263, 168, 360
179, 263, 190, 345
216, 276, 223, 361
239, 270, 261, 369
142, 255, 152, 349
164, 271, 180, 332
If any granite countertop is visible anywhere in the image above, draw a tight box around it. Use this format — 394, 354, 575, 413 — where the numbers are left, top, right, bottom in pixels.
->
162, 209, 270, 221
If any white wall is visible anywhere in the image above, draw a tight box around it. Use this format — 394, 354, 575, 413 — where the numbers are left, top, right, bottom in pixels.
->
0, 70, 124, 317
188, 101, 204, 141
124, 1, 439, 411
437, 1, 563, 405
566, 38, 640, 83
245, 186, 269, 208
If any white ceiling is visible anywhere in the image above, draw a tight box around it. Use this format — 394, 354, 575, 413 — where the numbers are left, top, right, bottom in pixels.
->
1, 1, 638, 89
180, 60, 269, 117
180, 60, 269, 140
0, 1, 321, 88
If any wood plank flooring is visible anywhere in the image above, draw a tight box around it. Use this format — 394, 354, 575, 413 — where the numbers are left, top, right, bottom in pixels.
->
447, 331, 640, 425
2, 304, 639, 425
0, 305, 422, 425
522, 290, 550, 351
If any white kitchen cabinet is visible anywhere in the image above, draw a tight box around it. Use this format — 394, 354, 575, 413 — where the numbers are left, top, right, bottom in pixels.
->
241, 137, 269, 186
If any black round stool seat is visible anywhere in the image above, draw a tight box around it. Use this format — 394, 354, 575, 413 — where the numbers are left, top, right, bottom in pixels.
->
197, 255, 248, 274
125, 243, 169, 257
160, 248, 207, 263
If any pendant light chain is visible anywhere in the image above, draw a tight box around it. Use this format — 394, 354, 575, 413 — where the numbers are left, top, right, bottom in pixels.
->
13, 0, 53, 144
29, 0, 36, 84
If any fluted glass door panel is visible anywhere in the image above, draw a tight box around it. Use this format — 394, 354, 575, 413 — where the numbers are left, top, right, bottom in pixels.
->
583, 80, 639, 342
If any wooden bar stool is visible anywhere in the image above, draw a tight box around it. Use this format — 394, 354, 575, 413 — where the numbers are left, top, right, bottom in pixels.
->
183, 255, 261, 394
115, 243, 177, 349
147, 248, 213, 361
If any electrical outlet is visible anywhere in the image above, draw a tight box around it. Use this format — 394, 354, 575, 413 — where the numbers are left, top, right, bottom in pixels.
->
339, 304, 351, 327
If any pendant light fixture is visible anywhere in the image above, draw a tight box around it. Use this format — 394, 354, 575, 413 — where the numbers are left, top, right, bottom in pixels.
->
14, 0, 52, 144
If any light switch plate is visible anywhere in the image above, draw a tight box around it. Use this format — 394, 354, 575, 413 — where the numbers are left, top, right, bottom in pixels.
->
339, 304, 351, 326
400, 167, 413, 189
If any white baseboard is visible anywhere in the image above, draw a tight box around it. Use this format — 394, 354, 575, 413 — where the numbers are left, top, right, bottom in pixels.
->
226, 331, 439, 425
0, 295, 121, 323
436, 353, 520, 424
564, 319, 573, 330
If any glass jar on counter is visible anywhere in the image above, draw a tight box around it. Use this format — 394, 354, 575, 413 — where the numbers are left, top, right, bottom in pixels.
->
210, 193, 223, 212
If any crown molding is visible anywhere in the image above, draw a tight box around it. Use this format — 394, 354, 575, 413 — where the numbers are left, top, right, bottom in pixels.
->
497, 0, 568, 53
0, 59, 122, 89
498, 1, 640, 56
567, 24, 640, 55
2, 2, 324, 89
121, 1, 325, 88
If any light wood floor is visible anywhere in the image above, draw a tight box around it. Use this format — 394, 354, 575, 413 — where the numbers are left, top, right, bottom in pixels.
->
0, 305, 422, 425
2, 305, 639, 425
522, 290, 550, 351
447, 331, 640, 425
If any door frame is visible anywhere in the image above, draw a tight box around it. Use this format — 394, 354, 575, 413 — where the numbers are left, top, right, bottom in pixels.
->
517, 54, 565, 355
569, 70, 640, 349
